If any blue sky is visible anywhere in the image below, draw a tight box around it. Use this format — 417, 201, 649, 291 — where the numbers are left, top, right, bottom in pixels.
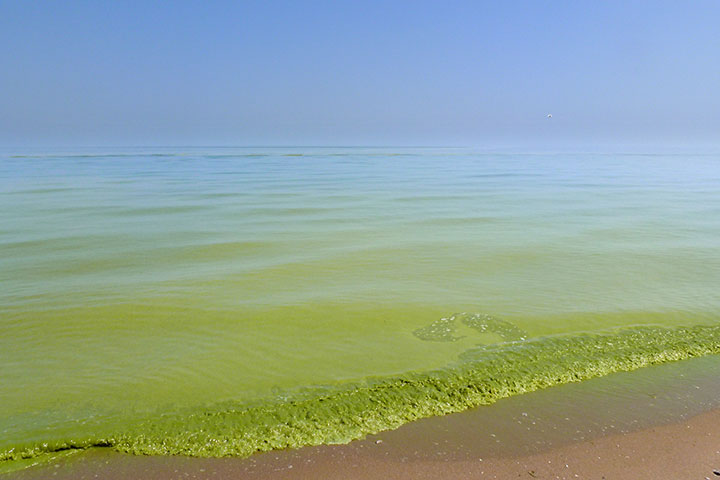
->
1, 1, 719, 147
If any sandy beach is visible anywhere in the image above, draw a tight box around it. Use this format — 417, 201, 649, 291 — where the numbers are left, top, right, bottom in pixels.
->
6, 405, 720, 480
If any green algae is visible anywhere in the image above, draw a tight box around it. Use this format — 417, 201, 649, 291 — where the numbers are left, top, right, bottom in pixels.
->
413, 313, 528, 343
4, 149, 720, 470
2, 322, 720, 464
0, 450, 82, 475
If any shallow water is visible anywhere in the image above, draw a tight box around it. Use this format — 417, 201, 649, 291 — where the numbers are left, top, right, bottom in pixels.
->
8, 354, 720, 480
1, 147, 720, 464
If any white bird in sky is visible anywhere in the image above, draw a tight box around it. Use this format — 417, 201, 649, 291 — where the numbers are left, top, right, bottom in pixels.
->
547, 114, 552, 118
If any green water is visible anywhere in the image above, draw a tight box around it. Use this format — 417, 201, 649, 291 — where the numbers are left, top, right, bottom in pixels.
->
1, 148, 720, 465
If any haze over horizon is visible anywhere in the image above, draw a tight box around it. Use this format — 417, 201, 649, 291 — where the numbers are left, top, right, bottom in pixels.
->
2, 1, 719, 148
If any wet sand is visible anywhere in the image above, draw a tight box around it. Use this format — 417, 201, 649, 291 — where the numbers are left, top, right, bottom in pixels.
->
6, 355, 720, 479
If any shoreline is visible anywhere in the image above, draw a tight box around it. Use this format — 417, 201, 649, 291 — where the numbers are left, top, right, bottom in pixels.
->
5, 354, 720, 479
7, 409, 720, 480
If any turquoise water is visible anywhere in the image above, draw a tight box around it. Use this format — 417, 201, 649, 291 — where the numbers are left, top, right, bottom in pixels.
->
1, 148, 720, 465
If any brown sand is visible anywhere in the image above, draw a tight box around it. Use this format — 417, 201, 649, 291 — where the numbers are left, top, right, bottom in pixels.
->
5, 409, 720, 480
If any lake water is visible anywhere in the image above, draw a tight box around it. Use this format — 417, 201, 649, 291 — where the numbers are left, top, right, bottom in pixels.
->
2, 147, 720, 466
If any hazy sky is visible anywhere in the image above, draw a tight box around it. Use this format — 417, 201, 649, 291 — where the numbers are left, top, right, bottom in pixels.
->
1, 1, 719, 147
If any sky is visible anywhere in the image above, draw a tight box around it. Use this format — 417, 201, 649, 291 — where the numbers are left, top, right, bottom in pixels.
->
1, 1, 719, 148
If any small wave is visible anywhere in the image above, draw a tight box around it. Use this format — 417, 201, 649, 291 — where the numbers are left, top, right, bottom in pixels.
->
6, 151, 429, 160
2, 320, 720, 464
8, 153, 180, 159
